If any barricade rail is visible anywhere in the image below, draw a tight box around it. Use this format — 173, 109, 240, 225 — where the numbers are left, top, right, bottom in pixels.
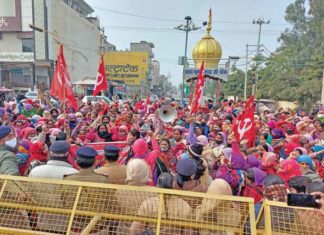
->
0, 175, 256, 235
256, 200, 324, 235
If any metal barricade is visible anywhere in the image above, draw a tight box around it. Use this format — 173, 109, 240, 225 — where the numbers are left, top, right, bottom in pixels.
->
256, 200, 324, 235
0, 175, 256, 235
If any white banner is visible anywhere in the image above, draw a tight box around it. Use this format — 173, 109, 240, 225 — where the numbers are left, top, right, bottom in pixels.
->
185, 67, 229, 81
0, 52, 34, 62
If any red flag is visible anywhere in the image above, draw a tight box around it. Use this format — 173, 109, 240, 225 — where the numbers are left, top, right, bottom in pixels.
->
50, 45, 78, 110
191, 62, 205, 113
146, 95, 151, 105
93, 56, 108, 96
232, 96, 255, 147
145, 95, 151, 114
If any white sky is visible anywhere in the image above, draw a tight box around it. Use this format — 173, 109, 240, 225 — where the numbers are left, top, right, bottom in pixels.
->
86, 0, 295, 85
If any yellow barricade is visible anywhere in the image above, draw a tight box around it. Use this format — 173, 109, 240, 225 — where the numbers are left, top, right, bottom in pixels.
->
0, 175, 256, 235
256, 200, 324, 235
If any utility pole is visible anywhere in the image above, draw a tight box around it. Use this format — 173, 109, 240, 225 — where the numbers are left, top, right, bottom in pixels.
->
244, 44, 248, 100
252, 17, 270, 97
174, 16, 200, 104
98, 26, 106, 55
32, 0, 36, 91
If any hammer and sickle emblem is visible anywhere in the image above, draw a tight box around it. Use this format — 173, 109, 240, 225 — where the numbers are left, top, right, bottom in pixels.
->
237, 118, 253, 140
94, 72, 103, 89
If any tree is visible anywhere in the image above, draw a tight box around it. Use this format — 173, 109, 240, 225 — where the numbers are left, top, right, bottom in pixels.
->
255, 0, 323, 109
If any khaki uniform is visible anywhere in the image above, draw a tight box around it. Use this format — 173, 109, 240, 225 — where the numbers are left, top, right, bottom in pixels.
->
64, 168, 108, 183
95, 162, 127, 184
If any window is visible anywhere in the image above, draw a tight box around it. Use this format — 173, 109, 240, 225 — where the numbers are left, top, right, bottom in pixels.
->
22, 38, 34, 52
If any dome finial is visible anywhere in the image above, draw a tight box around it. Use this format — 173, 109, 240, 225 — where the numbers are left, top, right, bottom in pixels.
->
206, 8, 212, 34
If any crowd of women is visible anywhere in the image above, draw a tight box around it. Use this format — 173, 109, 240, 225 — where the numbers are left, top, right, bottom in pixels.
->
0, 95, 324, 221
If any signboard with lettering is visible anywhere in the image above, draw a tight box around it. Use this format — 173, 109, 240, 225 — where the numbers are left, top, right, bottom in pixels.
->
184, 68, 229, 81
104, 51, 149, 86
0, 52, 34, 62
0, 0, 22, 32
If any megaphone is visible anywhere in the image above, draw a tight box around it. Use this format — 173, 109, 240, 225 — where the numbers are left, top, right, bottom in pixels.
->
158, 105, 177, 123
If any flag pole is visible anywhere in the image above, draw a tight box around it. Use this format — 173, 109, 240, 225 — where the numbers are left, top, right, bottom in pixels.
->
63, 83, 67, 133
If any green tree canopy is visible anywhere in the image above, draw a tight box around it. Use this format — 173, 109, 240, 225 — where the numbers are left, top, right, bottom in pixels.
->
222, 0, 323, 109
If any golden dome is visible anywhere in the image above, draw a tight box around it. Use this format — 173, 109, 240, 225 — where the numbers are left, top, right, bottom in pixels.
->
192, 9, 222, 69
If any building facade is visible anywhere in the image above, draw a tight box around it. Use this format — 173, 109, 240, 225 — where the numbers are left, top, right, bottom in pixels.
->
0, 0, 108, 92
151, 60, 160, 94
130, 41, 155, 93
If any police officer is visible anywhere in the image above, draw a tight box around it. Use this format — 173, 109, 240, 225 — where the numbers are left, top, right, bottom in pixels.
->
0, 125, 19, 175
64, 146, 108, 183
95, 146, 127, 184
29, 140, 78, 179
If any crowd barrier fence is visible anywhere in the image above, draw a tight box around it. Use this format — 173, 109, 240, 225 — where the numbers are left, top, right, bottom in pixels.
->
0, 175, 322, 235
256, 199, 324, 235
0, 175, 255, 235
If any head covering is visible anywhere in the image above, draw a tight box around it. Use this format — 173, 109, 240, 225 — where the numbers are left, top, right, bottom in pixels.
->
294, 147, 308, 155
49, 128, 62, 136
222, 148, 232, 160
247, 155, 262, 169
31, 115, 41, 124
207, 179, 232, 195
76, 146, 98, 160
75, 112, 83, 118
132, 139, 148, 157
0, 125, 11, 139
277, 159, 302, 183
49, 140, 70, 154
197, 135, 208, 146
199, 179, 233, 219
19, 139, 30, 151
125, 159, 151, 186
188, 144, 203, 158
261, 152, 278, 168
312, 145, 324, 160
21, 127, 36, 140
297, 155, 315, 171
29, 142, 47, 162
267, 120, 276, 130
303, 134, 314, 144
215, 165, 239, 190
24, 103, 33, 111
271, 128, 285, 139
176, 158, 197, 176
264, 184, 287, 202
284, 142, 300, 156
104, 146, 120, 157
217, 132, 227, 145
231, 151, 249, 171
251, 167, 267, 185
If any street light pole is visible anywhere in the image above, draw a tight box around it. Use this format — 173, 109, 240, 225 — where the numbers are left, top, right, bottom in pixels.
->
182, 16, 190, 105
32, 0, 36, 91
175, 16, 200, 104
252, 17, 270, 97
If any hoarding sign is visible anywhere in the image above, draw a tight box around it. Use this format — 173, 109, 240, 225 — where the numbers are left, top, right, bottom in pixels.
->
104, 51, 149, 86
